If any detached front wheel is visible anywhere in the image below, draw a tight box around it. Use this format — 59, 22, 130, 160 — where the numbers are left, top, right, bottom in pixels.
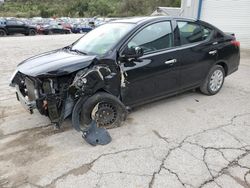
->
200, 65, 225, 95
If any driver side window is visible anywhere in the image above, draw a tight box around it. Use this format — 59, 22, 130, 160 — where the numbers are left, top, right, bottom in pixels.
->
127, 21, 173, 54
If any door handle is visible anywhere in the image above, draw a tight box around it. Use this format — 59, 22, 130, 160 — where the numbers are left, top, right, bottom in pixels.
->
165, 59, 177, 65
209, 50, 217, 55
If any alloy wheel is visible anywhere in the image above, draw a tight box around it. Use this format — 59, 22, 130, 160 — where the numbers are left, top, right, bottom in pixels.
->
209, 69, 224, 92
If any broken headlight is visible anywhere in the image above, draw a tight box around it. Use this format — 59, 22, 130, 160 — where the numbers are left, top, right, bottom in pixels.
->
72, 69, 88, 89
76, 77, 87, 87
69, 69, 89, 96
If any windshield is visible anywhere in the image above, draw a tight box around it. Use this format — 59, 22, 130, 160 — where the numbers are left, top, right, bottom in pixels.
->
71, 23, 134, 55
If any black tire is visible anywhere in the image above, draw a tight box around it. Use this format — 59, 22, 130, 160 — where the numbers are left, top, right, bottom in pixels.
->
29, 29, 36, 36
0, 29, 7, 37
200, 65, 225, 95
72, 92, 127, 131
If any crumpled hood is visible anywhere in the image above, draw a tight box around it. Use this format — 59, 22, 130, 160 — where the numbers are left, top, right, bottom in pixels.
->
17, 49, 96, 77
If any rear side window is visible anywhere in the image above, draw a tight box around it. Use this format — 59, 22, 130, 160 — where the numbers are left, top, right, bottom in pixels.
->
177, 21, 212, 45
127, 21, 173, 54
215, 31, 224, 39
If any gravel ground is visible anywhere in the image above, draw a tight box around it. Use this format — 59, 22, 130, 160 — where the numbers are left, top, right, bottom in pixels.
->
0, 34, 250, 188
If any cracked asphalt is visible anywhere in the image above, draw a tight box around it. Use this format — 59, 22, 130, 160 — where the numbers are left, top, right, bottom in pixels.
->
0, 34, 250, 188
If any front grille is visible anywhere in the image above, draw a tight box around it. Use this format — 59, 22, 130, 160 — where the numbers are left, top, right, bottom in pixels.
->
25, 77, 36, 101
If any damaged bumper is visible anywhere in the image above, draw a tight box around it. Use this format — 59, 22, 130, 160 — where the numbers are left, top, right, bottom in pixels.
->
10, 71, 70, 125
15, 85, 36, 114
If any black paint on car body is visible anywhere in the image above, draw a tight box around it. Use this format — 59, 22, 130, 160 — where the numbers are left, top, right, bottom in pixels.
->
10, 16, 240, 130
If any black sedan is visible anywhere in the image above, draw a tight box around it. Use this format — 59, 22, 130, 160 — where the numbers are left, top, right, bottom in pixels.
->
39, 25, 71, 35
0, 19, 37, 37
10, 16, 240, 132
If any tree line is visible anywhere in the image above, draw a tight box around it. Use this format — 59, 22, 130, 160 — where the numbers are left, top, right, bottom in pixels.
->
0, 0, 181, 18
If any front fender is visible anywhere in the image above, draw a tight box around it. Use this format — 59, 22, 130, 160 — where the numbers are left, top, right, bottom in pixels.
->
70, 65, 117, 97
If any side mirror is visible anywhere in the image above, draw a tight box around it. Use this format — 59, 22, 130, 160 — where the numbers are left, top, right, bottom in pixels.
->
123, 46, 144, 59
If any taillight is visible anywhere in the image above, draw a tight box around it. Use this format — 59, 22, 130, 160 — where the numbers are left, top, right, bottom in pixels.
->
231, 40, 240, 47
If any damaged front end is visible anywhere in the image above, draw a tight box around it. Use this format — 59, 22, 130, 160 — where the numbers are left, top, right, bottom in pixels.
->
10, 59, 124, 145
11, 71, 74, 127
70, 64, 114, 97
9, 21, 136, 145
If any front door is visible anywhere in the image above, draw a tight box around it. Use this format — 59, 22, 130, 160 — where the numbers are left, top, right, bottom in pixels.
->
120, 21, 180, 106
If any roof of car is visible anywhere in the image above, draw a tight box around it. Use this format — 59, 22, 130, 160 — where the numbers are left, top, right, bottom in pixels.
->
112, 16, 197, 24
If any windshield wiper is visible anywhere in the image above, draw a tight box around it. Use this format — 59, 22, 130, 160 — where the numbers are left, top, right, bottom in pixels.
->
70, 48, 88, 55
62, 45, 71, 50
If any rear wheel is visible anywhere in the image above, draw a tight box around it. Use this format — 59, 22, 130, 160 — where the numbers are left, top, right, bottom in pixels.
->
0, 29, 6, 37
200, 65, 225, 95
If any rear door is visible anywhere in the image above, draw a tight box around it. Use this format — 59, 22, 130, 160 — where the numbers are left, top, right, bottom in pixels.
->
120, 20, 181, 106
173, 20, 217, 90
